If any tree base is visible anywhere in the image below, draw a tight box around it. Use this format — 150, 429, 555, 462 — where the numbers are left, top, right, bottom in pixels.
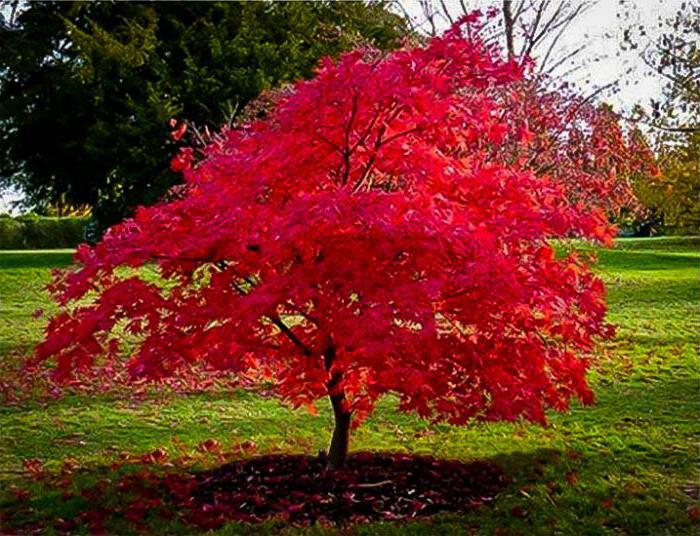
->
187, 452, 506, 527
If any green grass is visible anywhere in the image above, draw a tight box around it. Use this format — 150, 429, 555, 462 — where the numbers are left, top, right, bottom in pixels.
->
0, 238, 698, 535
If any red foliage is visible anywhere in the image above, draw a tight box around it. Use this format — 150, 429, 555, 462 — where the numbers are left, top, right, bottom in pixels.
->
483, 81, 658, 217
35, 18, 629, 440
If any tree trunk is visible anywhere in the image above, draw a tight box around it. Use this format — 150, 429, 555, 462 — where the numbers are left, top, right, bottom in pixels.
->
326, 392, 351, 470
323, 341, 351, 470
503, 0, 515, 60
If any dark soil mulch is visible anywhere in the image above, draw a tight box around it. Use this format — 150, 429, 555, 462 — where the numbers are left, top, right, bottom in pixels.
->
174, 452, 508, 528
0, 452, 508, 533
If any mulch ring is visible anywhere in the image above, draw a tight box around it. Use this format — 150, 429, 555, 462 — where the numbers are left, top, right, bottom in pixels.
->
1, 452, 508, 533
176, 452, 508, 528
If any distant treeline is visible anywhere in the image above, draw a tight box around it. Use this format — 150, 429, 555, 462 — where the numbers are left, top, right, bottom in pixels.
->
0, 215, 88, 249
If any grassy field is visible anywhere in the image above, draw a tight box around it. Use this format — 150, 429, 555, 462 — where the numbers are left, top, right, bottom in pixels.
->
0, 238, 698, 535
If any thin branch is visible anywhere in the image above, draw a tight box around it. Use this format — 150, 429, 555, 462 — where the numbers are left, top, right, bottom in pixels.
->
621, 114, 700, 133
538, 3, 587, 71
284, 301, 321, 327
458, 0, 469, 17
419, 0, 438, 37
390, 0, 419, 33
350, 107, 408, 192
512, 0, 527, 22
351, 127, 386, 192
269, 314, 313, 356
439, 0, 455, 25
523, 1, 566, 57
381, 126, 422, 146
543, 44, 586, 75
207, 258, 316, 357
341, 92, 360, 185
518, 0, 550, 58
150, 253, 214, 263
349, 103, 388, 153
312, 133, 343, 153
640, 52, 700, 98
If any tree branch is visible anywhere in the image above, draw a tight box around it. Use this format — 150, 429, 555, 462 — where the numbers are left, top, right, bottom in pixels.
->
503, 0, 516, 60
269, 313, 313, 356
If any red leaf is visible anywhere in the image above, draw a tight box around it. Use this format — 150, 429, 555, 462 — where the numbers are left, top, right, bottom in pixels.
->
197, 439, 221, 453
22, 458, 45, 479
565, 471, 579, 486
171, 122, 188, 141
141, 448, 168, 464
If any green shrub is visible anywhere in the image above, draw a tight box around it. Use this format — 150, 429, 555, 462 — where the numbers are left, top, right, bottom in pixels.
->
0, 217, 24, 249
0, 215, 88, 249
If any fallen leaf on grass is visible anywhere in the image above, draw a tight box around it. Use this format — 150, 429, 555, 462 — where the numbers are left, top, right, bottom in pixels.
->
141, 448, 169, 464
22, 458, 45, 479
196, 438, 221, 453
510, 505, 528, 518
688, 505, 699, 522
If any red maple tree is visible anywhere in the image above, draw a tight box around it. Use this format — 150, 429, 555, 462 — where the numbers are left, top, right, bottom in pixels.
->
36, 18, 638, 469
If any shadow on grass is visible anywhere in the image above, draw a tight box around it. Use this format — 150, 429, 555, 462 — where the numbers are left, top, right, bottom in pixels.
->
598, 249, 699, 272
0, 448, 552, 534
612, 237, 700, 251
0, 251, 75, 270
607, 277, 697, 302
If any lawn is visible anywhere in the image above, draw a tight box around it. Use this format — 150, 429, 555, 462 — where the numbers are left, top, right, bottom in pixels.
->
0, 237, 698, 535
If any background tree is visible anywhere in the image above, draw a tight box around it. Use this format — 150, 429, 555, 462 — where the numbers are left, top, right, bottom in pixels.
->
640, 132, 700, 234
622, 0, 699, 233
35, 20, 620, 470
0, 1, 407, 234
622, 0, 698, 133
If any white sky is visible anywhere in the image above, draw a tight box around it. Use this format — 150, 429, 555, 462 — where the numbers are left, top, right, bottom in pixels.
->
0, 187, 23, 214
540, 0, 680, 108
0, 0, 682, 213
397, 0, 680, 108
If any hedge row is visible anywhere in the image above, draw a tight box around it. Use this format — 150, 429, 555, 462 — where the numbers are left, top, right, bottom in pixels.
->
0, 216, 89, 249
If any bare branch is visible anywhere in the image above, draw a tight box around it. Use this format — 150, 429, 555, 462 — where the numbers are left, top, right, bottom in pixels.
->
543, 44, 587, 75
439, 0, 455, 25
418, 0, 438, 37
538, 3, 588, 72
517, 0, 551, 58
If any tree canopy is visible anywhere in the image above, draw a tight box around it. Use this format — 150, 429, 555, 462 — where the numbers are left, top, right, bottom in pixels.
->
0, 1, 407, 232
34, 17, 634, 469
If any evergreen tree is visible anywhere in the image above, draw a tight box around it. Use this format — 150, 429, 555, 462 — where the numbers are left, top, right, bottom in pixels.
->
0, 1, 407, 233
